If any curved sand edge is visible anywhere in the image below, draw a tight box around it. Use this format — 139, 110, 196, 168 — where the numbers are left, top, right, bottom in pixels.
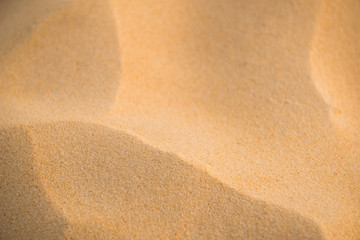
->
310, 0, 360, 140
1, 121, 324, 239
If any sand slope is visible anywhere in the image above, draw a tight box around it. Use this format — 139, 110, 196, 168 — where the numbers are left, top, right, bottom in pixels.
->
0, 126, 67, 239
311, 0, 360, 138
1, 0, 360, 239
1, 121, 323, 239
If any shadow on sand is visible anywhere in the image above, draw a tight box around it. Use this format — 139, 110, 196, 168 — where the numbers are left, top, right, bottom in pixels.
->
0, 126, 67, 239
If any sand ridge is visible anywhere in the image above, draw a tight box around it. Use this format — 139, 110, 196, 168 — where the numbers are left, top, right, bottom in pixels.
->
310, 0, 360, 140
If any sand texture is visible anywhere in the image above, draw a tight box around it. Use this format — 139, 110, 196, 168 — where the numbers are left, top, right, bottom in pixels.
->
0, 0, 359, 239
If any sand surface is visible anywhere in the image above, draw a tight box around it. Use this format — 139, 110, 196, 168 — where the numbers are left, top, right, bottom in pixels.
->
1, 0, 359, 239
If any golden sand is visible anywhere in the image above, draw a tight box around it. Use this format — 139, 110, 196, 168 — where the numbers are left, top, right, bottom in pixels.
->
1, 0, 359, 239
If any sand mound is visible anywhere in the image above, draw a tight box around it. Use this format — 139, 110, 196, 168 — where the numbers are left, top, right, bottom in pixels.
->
1, 0, 360, 239
0, 121, 321, 239
311, 0, 360, 138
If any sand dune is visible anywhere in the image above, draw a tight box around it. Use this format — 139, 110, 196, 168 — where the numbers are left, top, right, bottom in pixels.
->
1, 0, 360, 239
311, 0, 360, 138
0, 121, 322, 239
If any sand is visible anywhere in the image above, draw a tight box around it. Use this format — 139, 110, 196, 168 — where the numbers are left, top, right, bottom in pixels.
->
0, 0, 359, 239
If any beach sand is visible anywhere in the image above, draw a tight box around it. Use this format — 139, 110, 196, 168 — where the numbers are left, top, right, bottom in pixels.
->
1, 0, 359, 239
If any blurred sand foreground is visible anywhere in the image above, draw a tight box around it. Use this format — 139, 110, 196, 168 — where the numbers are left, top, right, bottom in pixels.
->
0, 0, 359, 239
